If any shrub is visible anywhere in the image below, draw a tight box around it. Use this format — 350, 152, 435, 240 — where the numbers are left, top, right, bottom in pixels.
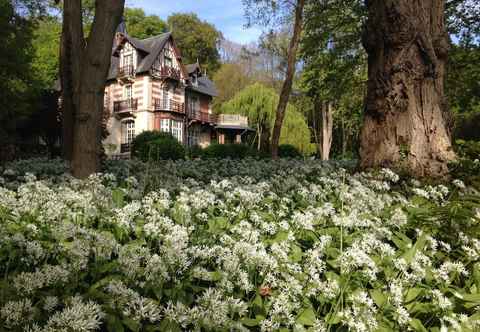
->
455, 139, 480, 160
278, 144, 303, 159
131, 131, 185, 162
187, 145, 203, 159
202, 143, 257, 159
131, 131, 168, 160
147, 136, 185, 162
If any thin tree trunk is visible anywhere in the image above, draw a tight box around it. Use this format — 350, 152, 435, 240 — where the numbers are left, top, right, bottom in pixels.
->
360, 0, 455, 177
320, 102, 334, 160
270, 0, 305, 159
62, 0, 124, 178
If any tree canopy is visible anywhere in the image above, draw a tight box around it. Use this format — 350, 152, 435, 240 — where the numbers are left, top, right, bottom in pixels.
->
220, 83, 314, 155
124, 8, 168, 39
167, 13, 222, 74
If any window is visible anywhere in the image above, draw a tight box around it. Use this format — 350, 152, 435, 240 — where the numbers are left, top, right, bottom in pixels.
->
123, 53, 133, 69
188, 126, 200, 146
122, 120, 135, 144
160, 119, 170, 133
159, 119, 183, 143
164, 56, 172, 68
171, 120, 183, 143
124, 85, 132, 100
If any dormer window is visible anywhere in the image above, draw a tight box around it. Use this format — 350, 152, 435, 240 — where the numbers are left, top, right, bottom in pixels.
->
164, 56, 172, 68
191, 74, 198, 86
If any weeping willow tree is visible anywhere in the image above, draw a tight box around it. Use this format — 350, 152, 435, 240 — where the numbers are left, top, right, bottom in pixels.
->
220, 83, 314, 155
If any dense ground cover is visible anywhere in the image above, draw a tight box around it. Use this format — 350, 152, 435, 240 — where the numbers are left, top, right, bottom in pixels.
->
0, 159, 479, 332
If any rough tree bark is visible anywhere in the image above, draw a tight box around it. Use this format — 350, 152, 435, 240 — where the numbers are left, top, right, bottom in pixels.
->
60, 0, 124, 178
270, 0, 305, 159
360, 0, 455, 177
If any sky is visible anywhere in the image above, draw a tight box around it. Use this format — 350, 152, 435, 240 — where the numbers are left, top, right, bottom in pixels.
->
126, 0, 263, 44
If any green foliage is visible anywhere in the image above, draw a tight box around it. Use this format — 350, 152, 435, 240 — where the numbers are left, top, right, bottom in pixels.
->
147, 136, 186, 162
167, 13, 222, 74
131, 131, 184, 162
212, 63, 251, 112
455, 139, 480, 159
449, 140, 480, 188
202, 144, 258, 159
124, 8, 168, 39
220, 83, 314, 155
0, 0, 38, 157
278, 144, 302, 159
447, 44, 480, 117
186, 145, 203, 159
31, 16, 61, 90
1, 159, 480, 331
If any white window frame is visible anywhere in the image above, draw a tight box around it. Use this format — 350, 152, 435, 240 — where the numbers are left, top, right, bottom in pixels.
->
171, 120, 183, 143
122, 120, 135, 144
160, 119, 170, 133
124, 84, 133, 100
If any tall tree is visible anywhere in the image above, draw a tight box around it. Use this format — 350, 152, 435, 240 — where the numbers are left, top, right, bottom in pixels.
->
360, 0, 456, 177
212, 63, 251, 112
0, 0, 37, 160
59, 0, 124, 178
243, 0, 306, 159
167, 13, 222, 74
301, 0, 366, 160
220, 83, 313, 154
124, 7, 167, 39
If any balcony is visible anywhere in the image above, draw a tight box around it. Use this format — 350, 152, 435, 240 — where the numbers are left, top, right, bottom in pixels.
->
188, 110, 217, 124
216, 114, 249, 127
153, 98, 185, 114
117, 65, 135, 81
151, 66, 181, 81
113, 98, 138, 116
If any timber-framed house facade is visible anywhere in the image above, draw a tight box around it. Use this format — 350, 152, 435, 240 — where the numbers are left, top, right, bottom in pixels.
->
103, 25, 251, 156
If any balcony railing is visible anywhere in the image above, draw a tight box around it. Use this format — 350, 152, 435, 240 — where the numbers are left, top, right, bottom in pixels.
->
120, 143, 131, 154
114, 99, 138, 113
216, 114, 249, 127
153, 98, 185, 113
151, 66, 181, 80
188, 110, 217, 123
118, 65, 135, 78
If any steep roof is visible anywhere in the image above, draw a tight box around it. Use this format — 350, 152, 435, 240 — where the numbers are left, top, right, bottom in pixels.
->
185, 63, 201, 75
107, 32, 218, 97
107, 32, 172, 80
188, 76, 218, 97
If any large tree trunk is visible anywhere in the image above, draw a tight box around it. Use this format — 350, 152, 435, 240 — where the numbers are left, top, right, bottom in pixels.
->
360, 0, 455, 177
60, 22, 74, 161
270, 0, 305, 159
61, 0, 124, 178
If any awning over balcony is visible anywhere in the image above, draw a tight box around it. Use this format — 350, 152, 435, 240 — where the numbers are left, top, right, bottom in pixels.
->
215, 124, 254, 131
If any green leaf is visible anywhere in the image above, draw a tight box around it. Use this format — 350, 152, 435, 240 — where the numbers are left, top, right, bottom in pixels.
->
405, 288, 423, 303
112, 188, 125, 207
402, 233, 427, 264
106, 314, 124, 332
241, 315, 265, 327
290, 244, 303, 262
409, 319, 428, 332
296, 308, 316, 326
159, 319, 181, 332
370, 289, 387, 307
122, 318, 141, 332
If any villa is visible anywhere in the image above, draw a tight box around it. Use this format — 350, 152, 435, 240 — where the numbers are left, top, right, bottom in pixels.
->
103, 24, 251, 157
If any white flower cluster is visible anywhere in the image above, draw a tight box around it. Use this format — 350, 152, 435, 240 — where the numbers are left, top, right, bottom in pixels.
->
0, 159, 478, 331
